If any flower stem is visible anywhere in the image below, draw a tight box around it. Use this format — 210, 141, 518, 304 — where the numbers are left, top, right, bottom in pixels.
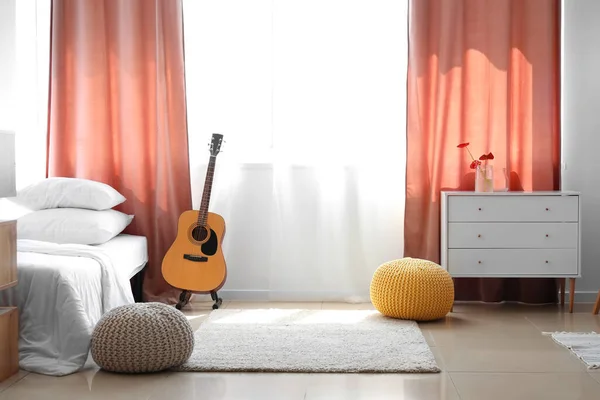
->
467, 147, 486, 179
465, 147, 476, 162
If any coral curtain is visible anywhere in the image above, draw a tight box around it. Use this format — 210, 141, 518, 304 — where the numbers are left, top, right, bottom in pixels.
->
47, 0, 191, 303
404, 0, 561, 303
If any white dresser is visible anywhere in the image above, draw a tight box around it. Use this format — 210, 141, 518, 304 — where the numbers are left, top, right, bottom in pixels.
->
441, 191, 581, 312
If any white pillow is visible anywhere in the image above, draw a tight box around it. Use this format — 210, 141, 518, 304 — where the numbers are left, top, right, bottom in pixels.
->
17, 208, 134, 245
17, 177, 126, 211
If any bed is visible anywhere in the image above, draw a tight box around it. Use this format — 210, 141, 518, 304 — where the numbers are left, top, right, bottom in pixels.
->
0, 233, 147, 376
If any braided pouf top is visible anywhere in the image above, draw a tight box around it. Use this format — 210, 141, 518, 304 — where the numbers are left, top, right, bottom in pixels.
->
370, 257, 454, 321
91, 302, 194, 373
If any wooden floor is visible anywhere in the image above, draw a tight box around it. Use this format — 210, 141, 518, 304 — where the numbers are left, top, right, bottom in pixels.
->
2, 301, 600, 399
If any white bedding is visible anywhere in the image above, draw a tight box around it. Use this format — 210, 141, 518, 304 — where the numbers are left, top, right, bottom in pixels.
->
0, 235, 146, 376
94, 234, 148, 279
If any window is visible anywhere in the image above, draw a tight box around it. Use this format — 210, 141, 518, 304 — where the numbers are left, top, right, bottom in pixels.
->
183, 0, 407, 166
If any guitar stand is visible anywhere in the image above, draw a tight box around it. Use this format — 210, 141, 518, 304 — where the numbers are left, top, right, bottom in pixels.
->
175, 290, 223, 310
210, 291, 223, 310
175, 290, 192, 310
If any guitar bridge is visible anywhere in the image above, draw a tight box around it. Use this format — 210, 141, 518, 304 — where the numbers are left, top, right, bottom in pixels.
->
183, 254, 208, 262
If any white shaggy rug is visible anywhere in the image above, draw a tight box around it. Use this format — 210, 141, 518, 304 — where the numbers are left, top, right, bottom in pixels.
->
545, 331, 600, 369
172, 309, 440, 373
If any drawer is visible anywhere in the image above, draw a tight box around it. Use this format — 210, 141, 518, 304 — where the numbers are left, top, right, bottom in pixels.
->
447, 195, 579, 222
446, 249, 578, 276
0, 221, 17, 290
447, 222, 578, 249
0, 308, 19, 382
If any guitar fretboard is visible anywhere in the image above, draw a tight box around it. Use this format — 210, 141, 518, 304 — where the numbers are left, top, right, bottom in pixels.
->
197, 156, 216, 227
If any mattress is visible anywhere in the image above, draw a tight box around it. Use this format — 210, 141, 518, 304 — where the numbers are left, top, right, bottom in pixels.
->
94, 234, 148, 279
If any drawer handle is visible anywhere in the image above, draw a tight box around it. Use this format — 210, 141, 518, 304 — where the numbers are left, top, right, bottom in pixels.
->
477, 234, 482, 238
545, 260, 549, 263
478, 260, 482, 264
478, 207, 482, 211
546, 234, 549, 238
546, 208, 549, 211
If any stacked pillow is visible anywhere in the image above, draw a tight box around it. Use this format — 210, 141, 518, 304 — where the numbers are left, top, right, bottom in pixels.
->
8, 177, 134, 245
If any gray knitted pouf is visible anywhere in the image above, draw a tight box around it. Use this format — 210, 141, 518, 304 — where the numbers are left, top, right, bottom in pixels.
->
91, 302, 194, 373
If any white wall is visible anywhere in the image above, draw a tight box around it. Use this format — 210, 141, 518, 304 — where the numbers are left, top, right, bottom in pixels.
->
0, 1, 17, 196
0, 0, 16, 131
0, 131, 15, 197
562, 0, 600, 301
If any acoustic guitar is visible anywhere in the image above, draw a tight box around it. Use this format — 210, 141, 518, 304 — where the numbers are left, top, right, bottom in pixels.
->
162, 133, 226, 310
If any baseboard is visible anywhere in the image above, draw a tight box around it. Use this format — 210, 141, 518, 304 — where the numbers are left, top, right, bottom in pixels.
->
191, 290, 371, 303
568, 291, 598, 303
191, 290, 598, 304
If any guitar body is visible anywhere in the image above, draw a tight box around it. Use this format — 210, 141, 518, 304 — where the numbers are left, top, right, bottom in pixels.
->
162, 210, 227, 293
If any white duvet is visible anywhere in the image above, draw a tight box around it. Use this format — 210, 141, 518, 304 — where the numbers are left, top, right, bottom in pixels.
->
0, 239, 134, 376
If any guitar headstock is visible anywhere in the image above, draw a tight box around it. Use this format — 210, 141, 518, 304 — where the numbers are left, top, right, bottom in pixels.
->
208, 133, 224, 156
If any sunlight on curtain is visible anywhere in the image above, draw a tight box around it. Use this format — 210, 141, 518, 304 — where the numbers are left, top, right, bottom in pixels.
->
183, 0, 408, 301
14, 0, 50, 191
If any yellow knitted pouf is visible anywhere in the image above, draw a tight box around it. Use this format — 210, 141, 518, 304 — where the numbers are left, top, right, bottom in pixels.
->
370, 257, 454, 321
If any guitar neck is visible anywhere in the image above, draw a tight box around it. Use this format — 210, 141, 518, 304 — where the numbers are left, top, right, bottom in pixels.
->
197, 156, 217, 226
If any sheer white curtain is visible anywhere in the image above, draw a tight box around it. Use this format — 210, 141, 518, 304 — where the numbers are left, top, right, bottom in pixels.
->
14, 0, 50, 191
183, 0, 408, 301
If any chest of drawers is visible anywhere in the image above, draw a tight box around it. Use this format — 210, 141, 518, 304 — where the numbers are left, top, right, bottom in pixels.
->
441, 191, 581, 311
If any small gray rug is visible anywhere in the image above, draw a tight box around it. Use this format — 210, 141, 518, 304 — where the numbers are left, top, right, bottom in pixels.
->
172, 308, 439, 373
545, 331, 600, 369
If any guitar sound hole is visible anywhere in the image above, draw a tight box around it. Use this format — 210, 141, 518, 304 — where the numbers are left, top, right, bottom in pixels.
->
192, 226, 209, 241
